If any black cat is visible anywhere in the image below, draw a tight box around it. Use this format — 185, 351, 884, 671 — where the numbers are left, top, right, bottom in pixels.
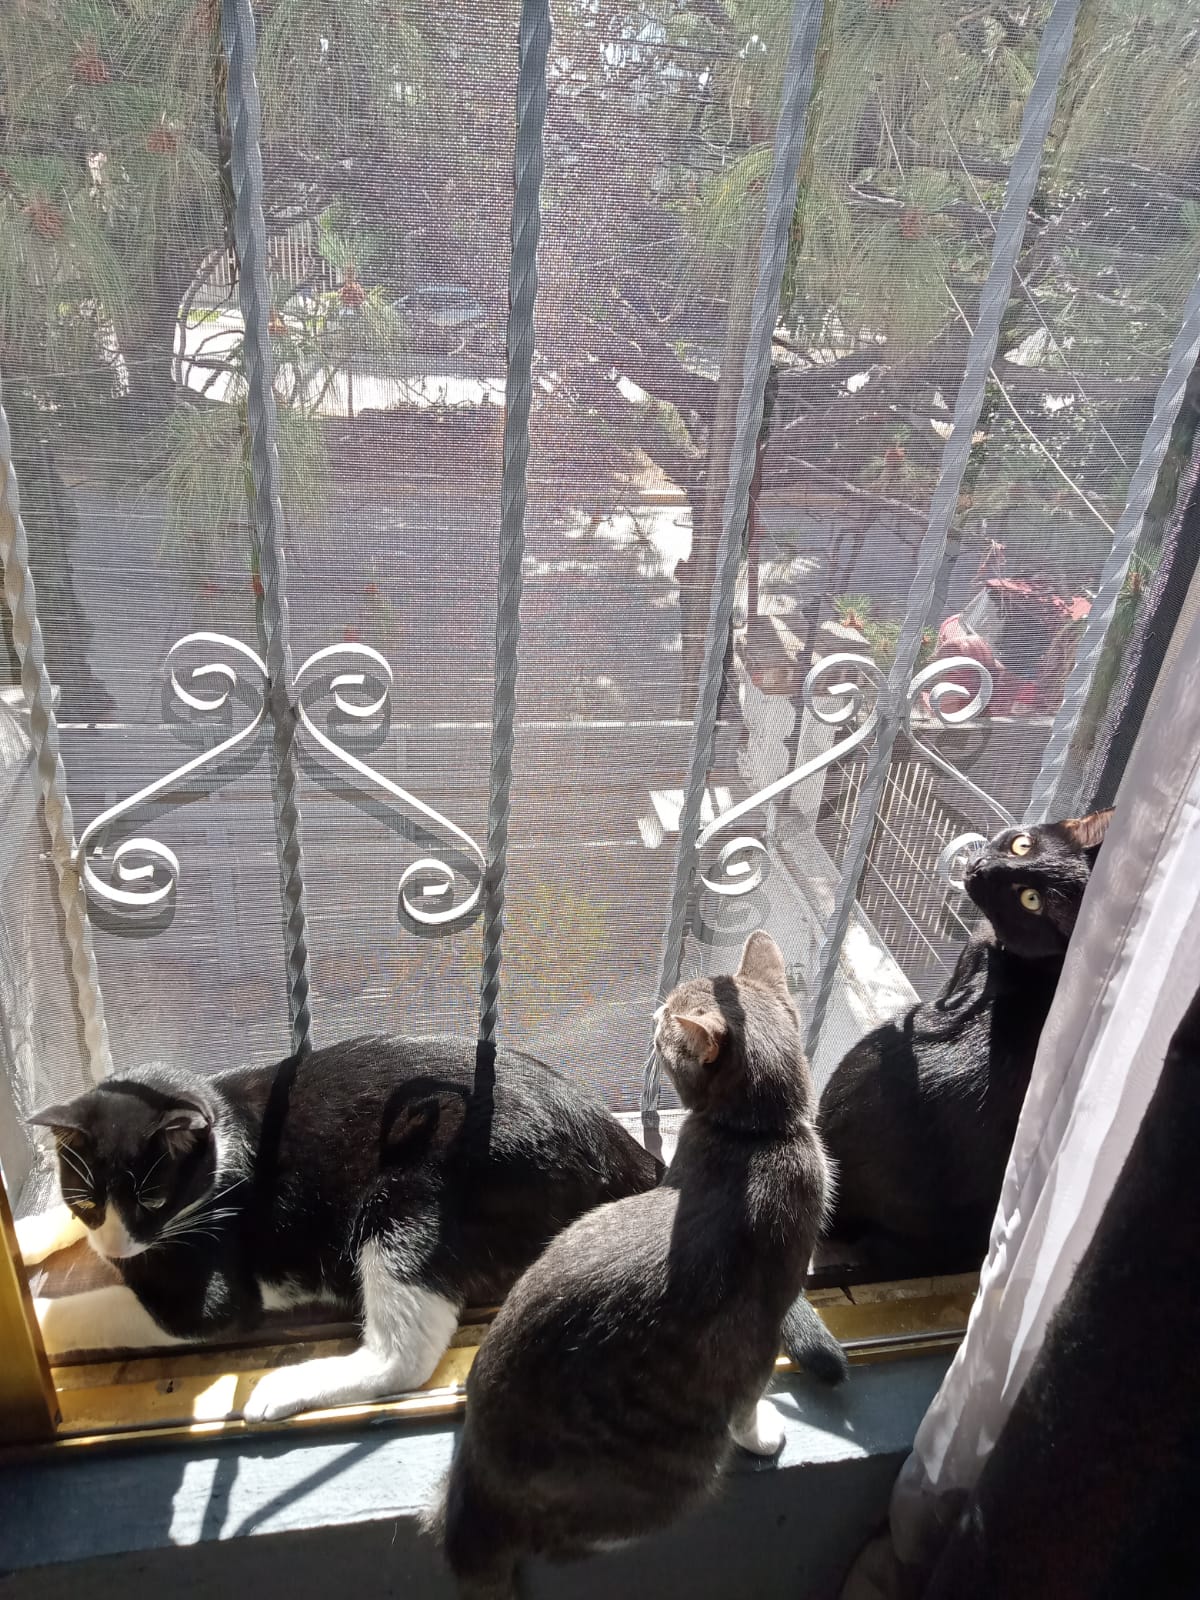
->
813, 809, 1113, 1280
22, 1035, 661, 1421
429, 933, 838, 1597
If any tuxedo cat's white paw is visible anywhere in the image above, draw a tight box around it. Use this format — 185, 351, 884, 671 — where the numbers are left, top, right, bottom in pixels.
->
16, 1207, 87, 1265
243, 1365, 325, 1423
32, 1298, 60, 1349
730, 1398, 785, 1457
242, 1346, 426, 1423
33, 1286, 182, 1357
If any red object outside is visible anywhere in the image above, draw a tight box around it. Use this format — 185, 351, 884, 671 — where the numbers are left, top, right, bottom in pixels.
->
925, 577, 1091, 718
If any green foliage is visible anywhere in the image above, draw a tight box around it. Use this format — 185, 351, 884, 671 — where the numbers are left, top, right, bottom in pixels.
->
3, 0, 1200, 591
256, 0, 430, 150
0, 0, 411, 555
0, 154, 131, 380
846, 174, 965, 353
834, 592, 936, 672
153, 401, 329, 565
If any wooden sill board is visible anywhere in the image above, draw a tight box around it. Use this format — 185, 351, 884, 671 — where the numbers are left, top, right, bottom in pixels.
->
40, 1276, 976, 1447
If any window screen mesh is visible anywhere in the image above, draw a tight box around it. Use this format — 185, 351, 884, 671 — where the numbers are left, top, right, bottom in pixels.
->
2, 0, 1199, 1176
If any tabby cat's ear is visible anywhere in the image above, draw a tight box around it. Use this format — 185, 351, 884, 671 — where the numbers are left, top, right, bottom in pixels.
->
27, 1098, 92, 1138
155, 1105, 211, 1156
736, 930, 789, 997
1060, 808, 1114, 858
675, 1011, 727, 1066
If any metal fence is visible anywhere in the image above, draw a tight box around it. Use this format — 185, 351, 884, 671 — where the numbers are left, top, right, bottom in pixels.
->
2, 0, 1200, 1143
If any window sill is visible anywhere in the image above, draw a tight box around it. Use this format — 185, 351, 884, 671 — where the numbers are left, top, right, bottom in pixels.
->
22, 1273, 974, 1446
0, 1351, 953, 1600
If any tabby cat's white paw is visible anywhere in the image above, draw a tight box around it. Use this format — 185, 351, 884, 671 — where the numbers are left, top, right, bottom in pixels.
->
731, 1398, 786, 1457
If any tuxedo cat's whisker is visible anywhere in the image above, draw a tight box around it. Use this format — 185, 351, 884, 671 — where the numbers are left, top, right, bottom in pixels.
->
58, 1144, 92, 1187
158, 1211, 240, 1243
137, 1148, 170, 1191
158, 1214, 228, 1239
166, 1179, 247, 1228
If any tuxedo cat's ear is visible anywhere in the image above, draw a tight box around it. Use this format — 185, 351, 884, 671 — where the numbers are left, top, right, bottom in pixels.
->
675, 1011, 727, 1066
1060, 807, 1114, 858
155, 1105, 211, 1156
736, 930, 789, 997
27, 1098, 92, 1137
382, 1092, 466, 1163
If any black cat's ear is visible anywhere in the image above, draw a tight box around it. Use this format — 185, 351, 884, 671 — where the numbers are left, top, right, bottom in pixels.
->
1060, 808, 1114, 859
675, 1011, 727, 1066
27, 1098, 92, 1138
155, 1105, 211, 1156
736, 930, 790, 998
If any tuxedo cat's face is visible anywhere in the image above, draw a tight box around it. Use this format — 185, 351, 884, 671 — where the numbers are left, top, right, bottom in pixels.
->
964, 809, 1113, 960
654, 931, 806, 1124
29, 1076, 219, 1261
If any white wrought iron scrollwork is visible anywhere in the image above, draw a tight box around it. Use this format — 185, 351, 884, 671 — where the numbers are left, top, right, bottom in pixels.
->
697, 651, 1011, 898
78, 633, 269, 909
78, 632, 485, 927
938, 832, 988, 893
697, 652, 885, 895
294, 643, 484, 926
908, 656, 1017, 889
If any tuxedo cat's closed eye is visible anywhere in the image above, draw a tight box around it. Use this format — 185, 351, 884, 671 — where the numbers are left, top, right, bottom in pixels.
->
140, 1196, 167, 1211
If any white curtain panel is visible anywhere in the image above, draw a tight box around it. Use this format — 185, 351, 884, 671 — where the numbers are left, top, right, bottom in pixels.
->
888, 603, 1200, 1574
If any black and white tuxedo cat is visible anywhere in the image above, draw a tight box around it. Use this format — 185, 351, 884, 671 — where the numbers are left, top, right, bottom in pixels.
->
21, 1034, 661, 1421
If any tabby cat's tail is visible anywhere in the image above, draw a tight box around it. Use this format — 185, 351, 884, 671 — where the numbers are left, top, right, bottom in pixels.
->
781, 1293, 849, 1386
423, 1446, 520, 1600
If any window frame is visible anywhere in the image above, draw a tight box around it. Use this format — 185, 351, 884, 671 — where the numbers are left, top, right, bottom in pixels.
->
4, 0, 1197, 1463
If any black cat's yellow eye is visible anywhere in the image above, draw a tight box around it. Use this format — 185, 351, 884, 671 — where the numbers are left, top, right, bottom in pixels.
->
1018, 887, 1043, 913
1010, 834, 1034, 857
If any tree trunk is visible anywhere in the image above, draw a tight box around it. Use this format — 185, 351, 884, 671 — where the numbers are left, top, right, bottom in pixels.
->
120, 250, 203, 424
1, 390, 114, 718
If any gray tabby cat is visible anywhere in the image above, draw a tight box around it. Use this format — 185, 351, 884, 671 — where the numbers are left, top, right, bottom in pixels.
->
428, 931, 835, 1596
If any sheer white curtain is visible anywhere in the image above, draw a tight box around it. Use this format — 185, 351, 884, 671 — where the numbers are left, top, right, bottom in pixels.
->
847, 603, 1200, 1594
